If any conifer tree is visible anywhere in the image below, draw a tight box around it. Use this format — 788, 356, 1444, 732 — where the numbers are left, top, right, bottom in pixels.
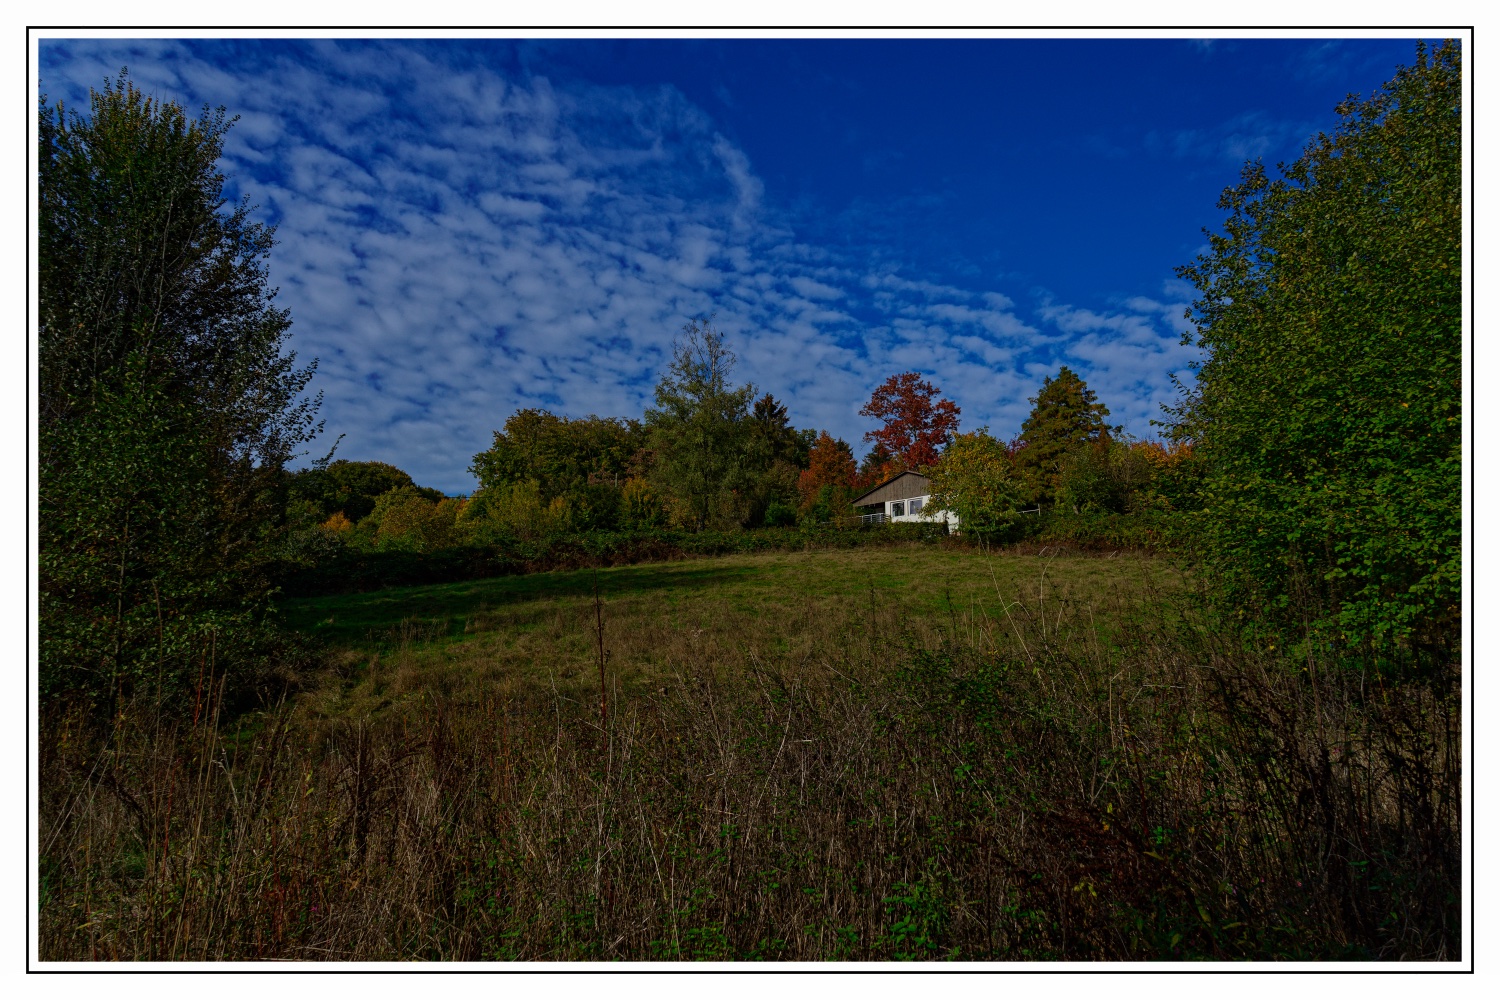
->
1012, 366, 1115, 506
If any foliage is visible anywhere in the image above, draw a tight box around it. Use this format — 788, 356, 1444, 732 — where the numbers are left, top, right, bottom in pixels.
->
289, 460, 438, 525
927, 429, 1023, 537
470, 409, 645, 502
747, 393, 813, 470
464, 480, 571, 542
1124, 441, 1203, 514
366, 487, 463, 551
857, 441, 900, 487
1012, 366, 1115, 507
645, 320, 757, 531
859, 372, 961, 472
1054, 438, 1163, 515
797, 431, 858, 516
1033, 509, 1187, 553
619, 477, 668, 530
39, 73, 320, 707
763, 501, 799, 528
278, 522, 956, 597
740, 394, 811, 527
466, 408, 651, 537
320, 512, 354, 533
1173, 40, 1461, 657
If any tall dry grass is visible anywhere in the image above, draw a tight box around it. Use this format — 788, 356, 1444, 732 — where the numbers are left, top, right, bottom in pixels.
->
38, 557, 1459, 961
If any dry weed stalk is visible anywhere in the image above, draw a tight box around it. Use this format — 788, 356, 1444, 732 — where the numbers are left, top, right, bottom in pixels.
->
38, 559, 1459, 961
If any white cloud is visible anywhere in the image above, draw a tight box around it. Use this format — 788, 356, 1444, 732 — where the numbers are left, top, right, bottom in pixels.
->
788, 276, 843, 301
39, 39, 1208, 487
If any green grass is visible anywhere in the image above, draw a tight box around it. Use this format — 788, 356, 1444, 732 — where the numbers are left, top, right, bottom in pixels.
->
43, 545, 1458, 961
279, 545, 1188, 657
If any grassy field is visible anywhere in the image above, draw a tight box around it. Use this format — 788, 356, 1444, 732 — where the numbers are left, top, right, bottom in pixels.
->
40, 543, 1458, 962
278, 545, 1189, 705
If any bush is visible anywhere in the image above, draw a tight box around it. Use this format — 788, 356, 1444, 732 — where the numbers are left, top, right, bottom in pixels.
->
1174, 41, 1461, 660
763, 501, 798, 528
278, 523, 958, 597
1034, 510, 1188, 554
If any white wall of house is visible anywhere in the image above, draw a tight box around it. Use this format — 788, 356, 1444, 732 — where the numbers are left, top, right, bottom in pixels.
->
885, 494, 960, 530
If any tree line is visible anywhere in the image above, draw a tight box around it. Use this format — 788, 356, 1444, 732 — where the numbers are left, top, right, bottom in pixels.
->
39, 41, 1460, 710
285, 335, 1195, 550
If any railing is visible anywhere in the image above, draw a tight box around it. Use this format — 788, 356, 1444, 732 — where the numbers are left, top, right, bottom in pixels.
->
817, 512, 887, 528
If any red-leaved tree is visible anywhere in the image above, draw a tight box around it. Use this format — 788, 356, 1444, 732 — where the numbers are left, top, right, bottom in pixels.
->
859, 372, 961, 472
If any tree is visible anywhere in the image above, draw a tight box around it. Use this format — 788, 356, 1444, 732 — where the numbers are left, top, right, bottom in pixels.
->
797, 431, 858, 515
859, 372, 960, 472
1011, 366, 1114, 506
39, 74, 321, 704
1122, 441, 1201, 514
644, 319, 755, 531
857, 441, 900, 488
288, 459, 437, 525
864, 371, 954, 473
928, 430, 1023, 537
470, 410, 643, 501
1054, 438, 1158, 515
1174, 41, 1460, 658
365, 487, 463, 552
468, 409, 646, 532
747, 393, 810, 469
743, 393, 809, 527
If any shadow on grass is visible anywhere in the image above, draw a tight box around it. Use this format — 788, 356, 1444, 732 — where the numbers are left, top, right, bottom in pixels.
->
277, 560, 765, 650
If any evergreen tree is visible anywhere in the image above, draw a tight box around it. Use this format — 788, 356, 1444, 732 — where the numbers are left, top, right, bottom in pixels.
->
1012, 366, 1114, 506
747, 393, 808, 469
741, 394, 809, 527
857, 441, 900, 488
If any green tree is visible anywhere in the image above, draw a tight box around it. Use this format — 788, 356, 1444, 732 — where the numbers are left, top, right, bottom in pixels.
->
1012, 366, 1115, 507
928, 430, 1023, 536
468, 409, 645, 530
288, 459, 437, 525
644, 319, 756, 531
364, 487, 462, 552
1055, 438, 1159, 515
1174, 41, 1461, 658
743, 394, 807, 526
39, 74, 321, 704
747, 393, 811, 469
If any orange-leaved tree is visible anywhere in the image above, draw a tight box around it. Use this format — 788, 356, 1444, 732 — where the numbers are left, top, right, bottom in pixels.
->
797, 431, 858, 519
859, 372, 960, 473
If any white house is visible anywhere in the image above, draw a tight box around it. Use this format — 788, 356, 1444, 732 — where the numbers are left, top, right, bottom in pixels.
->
849, 470, 960, 531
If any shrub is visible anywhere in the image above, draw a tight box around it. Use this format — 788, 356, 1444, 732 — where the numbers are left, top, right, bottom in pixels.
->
1173, 41, 1461, 659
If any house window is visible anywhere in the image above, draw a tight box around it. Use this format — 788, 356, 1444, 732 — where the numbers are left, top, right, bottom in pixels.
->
891, 501, 905, 517
910, 497, 925, 513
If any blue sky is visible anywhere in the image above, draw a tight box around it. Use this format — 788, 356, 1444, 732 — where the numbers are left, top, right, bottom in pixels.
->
38, 36, 1437, 494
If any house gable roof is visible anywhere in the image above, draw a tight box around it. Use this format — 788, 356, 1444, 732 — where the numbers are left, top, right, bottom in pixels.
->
850, 469, 934, 507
